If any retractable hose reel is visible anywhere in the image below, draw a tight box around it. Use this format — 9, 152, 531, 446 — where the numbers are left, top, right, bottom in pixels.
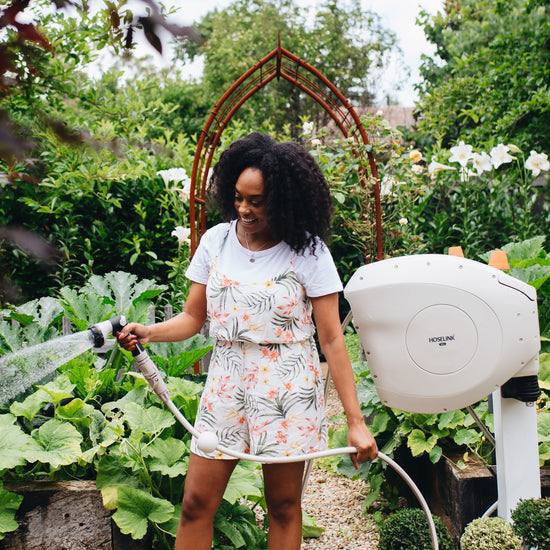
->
344, 253, 542, 521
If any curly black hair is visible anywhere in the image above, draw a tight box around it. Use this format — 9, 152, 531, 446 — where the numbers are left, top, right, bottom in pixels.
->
209, 132, 334, 253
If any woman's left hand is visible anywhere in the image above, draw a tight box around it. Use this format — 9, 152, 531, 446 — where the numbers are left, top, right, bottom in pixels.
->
347, 421, 378, 468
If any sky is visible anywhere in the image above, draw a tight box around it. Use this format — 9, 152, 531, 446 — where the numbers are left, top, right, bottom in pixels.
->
150, 0, 445, 106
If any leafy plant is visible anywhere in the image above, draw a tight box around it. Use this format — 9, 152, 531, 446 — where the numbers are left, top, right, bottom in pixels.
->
383, 138, 550, 260
0, 481, 23, 541
511, 496, 550, 549
0, 271, 268, 549
416, 0, 550, 151
377, 508, 454, 550
460, 517, 522, 550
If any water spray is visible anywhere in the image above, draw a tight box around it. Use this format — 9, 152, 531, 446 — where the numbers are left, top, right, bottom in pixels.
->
0, 316, 127, 408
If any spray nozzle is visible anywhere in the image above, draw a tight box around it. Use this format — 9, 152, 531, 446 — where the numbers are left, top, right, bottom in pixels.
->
87, 315, 127, 348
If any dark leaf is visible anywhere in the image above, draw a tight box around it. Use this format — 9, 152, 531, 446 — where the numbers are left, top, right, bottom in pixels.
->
139, 16, 162, 54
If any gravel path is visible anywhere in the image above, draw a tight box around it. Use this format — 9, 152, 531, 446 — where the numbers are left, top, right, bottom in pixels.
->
300, 378, 379, 549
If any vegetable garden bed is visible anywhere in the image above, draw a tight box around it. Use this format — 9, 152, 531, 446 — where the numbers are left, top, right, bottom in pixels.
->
1, 480, 149, 550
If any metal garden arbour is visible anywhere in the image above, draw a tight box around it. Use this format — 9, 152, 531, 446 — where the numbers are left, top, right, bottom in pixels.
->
188, 34, 384, 264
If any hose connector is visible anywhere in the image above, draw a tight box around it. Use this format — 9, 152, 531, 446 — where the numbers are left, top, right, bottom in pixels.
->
87, 315, 127, 348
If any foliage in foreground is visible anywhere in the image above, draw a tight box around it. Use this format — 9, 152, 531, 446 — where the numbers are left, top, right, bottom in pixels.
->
0, 271, 271, 549
460, 517, 521, 550
510, 496, 550, 549
377, 508, 454, 550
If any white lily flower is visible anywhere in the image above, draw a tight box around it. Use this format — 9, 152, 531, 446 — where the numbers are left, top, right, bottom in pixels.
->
174, 177, 192, 202
398, 217, 408, 226
171, 226, 191, 248
472, 152, 492, 175
525, 150, 550, 177
303, 121, 315, 137
449, 141, 474, 167
490, 144, 515, 169
409, 150, 423, 163
380, 176, 396, 196
157, 168, 189, 185
427, 161, 455, 178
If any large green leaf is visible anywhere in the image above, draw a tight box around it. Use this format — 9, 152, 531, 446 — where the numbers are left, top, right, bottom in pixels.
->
0, 484, 23, 540
407, 429, 438, 456
508, 265, 550, 290
21, 419, 82, 468
58, 286, 114, 331
0, 420, 33, 469
165, 376, 203, 399
0, 320, 24, 354
503, 236, 546, 262
9, 376, 75, 422
151, 334, 214, 376
9, 392, 50, 422
539, 442, 550, 466
453, 429, 481, 446
95, 454, 140, 510
143, 437, 188, 478
438, 410, 466, 430
302, 511, 324, 538
371, 410, 392, 436
102, 386, 148, 416
112, 486, 174, 540
14, 297, 63, 330
157, 503, 182, 538
123, 402, 175, 437
213, 500, 265, 548
223, 461, 262, 504
56, 398, 94, 427
79, 411, 123, 464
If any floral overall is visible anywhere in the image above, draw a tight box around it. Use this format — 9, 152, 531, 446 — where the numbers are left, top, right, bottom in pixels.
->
190, 229, 328, 460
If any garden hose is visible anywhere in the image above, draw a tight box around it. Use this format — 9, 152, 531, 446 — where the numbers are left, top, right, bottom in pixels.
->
130, 339, 440, 550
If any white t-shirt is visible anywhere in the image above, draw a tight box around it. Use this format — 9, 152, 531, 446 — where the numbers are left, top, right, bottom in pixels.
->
186, 222, 343, 298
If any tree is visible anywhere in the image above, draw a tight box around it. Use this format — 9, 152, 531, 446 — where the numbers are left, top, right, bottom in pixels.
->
0, 0, 205, 303
415, 0, 550, 150
174, 0, 397, 133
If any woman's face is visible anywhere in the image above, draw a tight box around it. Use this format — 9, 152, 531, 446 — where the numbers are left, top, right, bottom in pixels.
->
234, 167, 270, 236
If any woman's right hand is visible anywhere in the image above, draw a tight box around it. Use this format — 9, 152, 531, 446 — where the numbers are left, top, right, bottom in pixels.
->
116, 322, 151, 352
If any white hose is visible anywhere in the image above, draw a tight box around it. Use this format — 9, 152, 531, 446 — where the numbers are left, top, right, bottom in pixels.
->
165, 398, 440, 550
133, 345, 440, 550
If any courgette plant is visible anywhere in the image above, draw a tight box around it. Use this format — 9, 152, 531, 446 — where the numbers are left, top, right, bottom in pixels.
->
0, 271, 268, 549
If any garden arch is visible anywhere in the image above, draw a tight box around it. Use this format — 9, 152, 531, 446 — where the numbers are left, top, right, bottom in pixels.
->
189, 36, 383, 262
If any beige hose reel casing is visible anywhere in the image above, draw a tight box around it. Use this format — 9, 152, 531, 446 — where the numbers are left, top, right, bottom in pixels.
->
344, 254, 540, 414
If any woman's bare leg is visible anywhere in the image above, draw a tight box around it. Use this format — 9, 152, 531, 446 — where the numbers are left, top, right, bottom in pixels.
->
175, 453, 238, 550
262, 461, 305, 550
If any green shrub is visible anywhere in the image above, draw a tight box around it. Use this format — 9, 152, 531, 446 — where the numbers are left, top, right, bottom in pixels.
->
378, 508, 454, 550
511, 497, 550, 549
460, 517, 522, 550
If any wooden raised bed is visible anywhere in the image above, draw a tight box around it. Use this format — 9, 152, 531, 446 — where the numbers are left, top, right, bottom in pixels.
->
1, 481, 150, 550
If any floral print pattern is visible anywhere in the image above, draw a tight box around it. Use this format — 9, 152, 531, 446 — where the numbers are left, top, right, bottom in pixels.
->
191, 232, 327, 459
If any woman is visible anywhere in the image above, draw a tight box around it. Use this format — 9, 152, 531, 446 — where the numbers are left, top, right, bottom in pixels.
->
117, 131, 378, 550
